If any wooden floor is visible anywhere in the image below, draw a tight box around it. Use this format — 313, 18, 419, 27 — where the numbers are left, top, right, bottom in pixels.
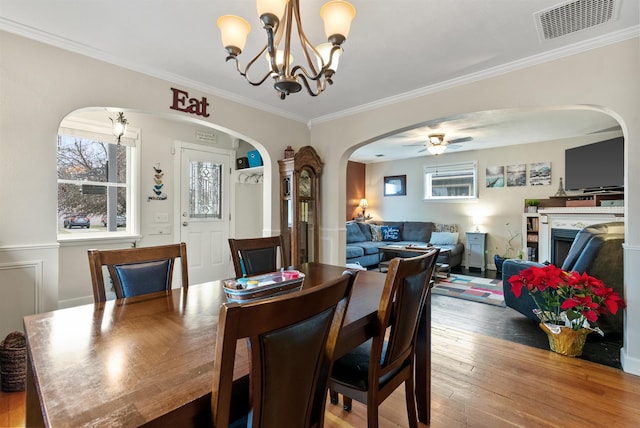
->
2, 276, 639, 427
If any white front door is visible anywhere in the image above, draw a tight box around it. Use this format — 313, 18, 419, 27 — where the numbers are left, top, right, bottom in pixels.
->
177, 142, 233, 283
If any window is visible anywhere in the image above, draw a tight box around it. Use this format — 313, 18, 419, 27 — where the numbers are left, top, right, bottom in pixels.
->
423, 161, 477, 200
57, 117, 138, 239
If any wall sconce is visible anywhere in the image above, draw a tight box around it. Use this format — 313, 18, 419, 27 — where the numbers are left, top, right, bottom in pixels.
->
110, 112, 128, 145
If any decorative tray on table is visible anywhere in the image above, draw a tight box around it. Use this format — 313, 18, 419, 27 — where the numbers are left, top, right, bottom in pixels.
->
223, 270, 305, 303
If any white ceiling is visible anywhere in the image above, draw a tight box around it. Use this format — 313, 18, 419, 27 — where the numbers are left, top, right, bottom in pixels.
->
1, 0, 637, 161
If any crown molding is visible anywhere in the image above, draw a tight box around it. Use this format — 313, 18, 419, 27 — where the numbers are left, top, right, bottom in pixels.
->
308, 26, 640, 127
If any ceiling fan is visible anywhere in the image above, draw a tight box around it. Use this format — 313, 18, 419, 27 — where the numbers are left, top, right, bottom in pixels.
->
415, 133, 473, 155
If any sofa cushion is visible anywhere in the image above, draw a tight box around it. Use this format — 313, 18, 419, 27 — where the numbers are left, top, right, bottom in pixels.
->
429, 232, 459, 245
381, 225, 401, 241
357, 222, 373, 241
402, 222, 433, 242
358, 241, 387, 255
346, 222, 367, 244
346, 245, 365, 259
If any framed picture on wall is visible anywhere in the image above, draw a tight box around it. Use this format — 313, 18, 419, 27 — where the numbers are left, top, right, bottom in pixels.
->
384, 175, 406, 196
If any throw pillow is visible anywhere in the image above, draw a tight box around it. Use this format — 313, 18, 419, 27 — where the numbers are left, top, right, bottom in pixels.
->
380, 225, 401, 242
429, 231, 459, 245
434, 223, 458, 233
370, 224, 383, 242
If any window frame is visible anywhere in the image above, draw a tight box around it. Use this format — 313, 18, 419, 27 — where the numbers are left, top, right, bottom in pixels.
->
423, 161, 478, 201
57, 117, 140, 242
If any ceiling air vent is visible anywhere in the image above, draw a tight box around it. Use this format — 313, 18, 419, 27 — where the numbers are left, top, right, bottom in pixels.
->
535, 0, 620, 41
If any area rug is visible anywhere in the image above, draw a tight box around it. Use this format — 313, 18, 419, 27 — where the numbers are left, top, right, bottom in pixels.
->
433, 274, 506, 307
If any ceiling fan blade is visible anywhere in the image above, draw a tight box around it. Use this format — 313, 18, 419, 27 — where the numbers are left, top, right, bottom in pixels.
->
447, 136, 473, 144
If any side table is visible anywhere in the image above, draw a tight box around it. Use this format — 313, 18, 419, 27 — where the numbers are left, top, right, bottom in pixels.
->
465, 232, 487, 271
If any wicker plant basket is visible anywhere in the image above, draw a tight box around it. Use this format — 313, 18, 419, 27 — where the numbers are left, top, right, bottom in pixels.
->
0, 331, 27, 392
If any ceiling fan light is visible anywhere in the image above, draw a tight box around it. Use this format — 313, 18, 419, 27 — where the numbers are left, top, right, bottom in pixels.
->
320, 0, 356, 44
428, 133, 445, 145
316, 43, 341, 72
217, 15, 251, 54
427, 144, 447, 155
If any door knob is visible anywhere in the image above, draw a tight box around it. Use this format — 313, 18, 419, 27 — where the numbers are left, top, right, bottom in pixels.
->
182, 221, 188, 227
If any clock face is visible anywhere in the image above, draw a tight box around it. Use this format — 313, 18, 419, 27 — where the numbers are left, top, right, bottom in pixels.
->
299, 170, 312, 198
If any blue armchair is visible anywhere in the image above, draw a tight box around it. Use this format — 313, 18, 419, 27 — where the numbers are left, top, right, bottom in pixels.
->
502, 222, 624, 334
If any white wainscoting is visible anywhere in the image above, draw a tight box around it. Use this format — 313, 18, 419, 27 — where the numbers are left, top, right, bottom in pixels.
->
0, 260, 42, 339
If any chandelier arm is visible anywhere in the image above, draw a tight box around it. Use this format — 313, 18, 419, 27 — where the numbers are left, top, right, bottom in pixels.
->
296, 73, 326, 97
264, 19, 280, 74
227, 54, 273, 87
291, 0, 320, 77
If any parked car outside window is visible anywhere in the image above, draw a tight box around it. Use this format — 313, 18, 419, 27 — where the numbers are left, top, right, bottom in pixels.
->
101, 214, 126, 227
63, 214, 91, 229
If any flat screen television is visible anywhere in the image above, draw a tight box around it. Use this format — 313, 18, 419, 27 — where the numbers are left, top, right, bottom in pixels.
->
565, 137, 624, 192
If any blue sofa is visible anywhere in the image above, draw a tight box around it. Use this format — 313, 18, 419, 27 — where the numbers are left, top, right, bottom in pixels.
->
345, 221, 464, 269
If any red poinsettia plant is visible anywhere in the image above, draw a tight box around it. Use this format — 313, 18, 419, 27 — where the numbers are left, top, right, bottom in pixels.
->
509, 264, 625, 333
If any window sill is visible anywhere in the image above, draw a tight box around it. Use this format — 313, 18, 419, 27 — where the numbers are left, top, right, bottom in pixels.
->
58, 232, 142, 247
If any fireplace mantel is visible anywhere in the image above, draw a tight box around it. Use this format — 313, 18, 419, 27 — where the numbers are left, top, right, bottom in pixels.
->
536, 207, 624, 263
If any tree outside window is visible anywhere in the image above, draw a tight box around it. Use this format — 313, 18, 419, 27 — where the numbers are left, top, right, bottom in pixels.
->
57, 134, 128, 233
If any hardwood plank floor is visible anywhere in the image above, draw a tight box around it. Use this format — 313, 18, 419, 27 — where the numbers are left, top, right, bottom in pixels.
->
2, 282, 637, 427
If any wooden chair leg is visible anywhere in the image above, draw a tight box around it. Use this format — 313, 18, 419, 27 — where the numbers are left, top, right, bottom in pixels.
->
343, 395, 352, 411
404, 376, 419, 428
329, 389, 338, 405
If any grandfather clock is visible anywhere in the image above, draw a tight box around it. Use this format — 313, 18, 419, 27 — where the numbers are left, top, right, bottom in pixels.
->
278, 146, 323, 265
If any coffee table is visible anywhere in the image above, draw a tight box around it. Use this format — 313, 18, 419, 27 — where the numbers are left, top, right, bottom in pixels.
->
378, 245, 451, 282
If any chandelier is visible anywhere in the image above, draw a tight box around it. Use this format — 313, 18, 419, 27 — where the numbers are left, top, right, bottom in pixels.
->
217, 0, 356, 99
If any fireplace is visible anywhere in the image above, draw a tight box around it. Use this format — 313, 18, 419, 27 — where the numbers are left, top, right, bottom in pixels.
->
550, 228, 579, 267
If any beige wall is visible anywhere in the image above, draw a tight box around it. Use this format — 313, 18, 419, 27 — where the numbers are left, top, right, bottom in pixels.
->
1, 30, 639, 374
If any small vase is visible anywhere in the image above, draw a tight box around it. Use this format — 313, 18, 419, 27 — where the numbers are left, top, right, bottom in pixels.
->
494, 255, 505, 273
539, 323, 590, 357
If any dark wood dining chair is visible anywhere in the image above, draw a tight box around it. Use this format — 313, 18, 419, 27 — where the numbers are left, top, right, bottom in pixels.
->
228, 235, 287, 277
211, 271, 356, 428
328, 248, 439, 428
87, 243, 188, 303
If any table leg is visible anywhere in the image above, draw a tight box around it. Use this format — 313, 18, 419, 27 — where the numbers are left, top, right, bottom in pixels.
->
415, 289, 431, 424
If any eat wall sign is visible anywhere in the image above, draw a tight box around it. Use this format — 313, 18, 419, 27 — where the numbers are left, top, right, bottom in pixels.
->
170, 87, 210, 117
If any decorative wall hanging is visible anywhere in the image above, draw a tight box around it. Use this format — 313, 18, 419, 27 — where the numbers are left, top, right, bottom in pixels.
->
529, 161, 551, 186
383, 175, 406, 196
506, 164, 526, 187
486, 166, 504, 188
148, 164, 168, 201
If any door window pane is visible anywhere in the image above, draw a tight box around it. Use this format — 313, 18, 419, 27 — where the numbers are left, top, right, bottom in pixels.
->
190, 161, 222, 219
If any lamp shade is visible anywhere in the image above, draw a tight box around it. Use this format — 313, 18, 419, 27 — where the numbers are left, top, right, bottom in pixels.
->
320, 0, 356, 40
257, 0, 288, 18
315, 43, 341, 72
359, 198, 368, 209
266, 49, 294, 72
217, 15, 251, 52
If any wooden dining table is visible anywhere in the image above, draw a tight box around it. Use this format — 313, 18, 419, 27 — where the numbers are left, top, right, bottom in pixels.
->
24, 262, 432, 427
